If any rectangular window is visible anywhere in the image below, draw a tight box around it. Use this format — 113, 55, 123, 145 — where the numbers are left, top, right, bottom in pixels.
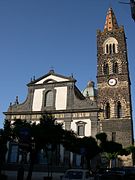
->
112, 132, 116, 142
78, 125, 84, 136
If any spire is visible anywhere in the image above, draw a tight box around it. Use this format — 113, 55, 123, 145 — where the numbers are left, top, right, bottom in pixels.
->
104, 7, 118, 31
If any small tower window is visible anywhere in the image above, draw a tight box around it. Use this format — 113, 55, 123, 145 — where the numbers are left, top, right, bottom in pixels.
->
103, 37, 118, 54
113, 43, 115, 53
113, 62, 118, 74
105, 102, 110, 119
112, 132, 116, 142
106, 44, 109, 54
44, 90, 53, 107
117, 101, 122, 118
103, 63, 109, 75
109, 44, 112, 54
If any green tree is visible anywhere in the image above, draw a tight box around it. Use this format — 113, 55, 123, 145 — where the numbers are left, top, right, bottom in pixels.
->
96, 132, 124, 168
2, 115, 78, 179
63, 134, 101, 169
80, 136, 101, 169
96, 132, 107, 143
10, 114, 66, 180
32, 114, 64, 150
0, 120, 12, 178
62, 129, 77, 153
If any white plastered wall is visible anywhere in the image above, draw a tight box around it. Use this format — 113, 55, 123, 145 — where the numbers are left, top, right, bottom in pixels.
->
55, 86, 67, 110
32, 86, 67, 111
32, 88, 44, 111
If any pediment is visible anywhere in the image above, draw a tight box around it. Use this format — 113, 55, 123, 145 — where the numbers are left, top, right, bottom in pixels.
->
28, 70, 76, 85
35, 74, 70, 84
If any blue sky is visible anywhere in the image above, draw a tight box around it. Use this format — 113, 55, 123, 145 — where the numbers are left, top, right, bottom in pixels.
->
0, 0, 135, 137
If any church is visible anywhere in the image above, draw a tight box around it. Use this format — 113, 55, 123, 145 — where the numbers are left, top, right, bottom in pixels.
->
4, 7, 134, 167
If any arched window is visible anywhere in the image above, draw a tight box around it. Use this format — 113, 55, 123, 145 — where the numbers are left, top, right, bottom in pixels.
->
106, 44, 109, 54
117, 101, 122, 118
109, 44, 112, 54
103, 63, 109, 75
103, 37, 118, 54
113, 43, 115, 53
105, 103, 110, 119
44, 90, 53, 107
113, 62, 118, 74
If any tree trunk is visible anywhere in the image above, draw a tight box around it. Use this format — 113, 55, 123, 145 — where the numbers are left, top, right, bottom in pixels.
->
26, 150, 36, 180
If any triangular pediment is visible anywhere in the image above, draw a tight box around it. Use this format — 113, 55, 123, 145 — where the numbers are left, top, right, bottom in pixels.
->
28, 70, 76, 85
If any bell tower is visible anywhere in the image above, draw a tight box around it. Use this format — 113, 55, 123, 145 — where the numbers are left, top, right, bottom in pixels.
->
97, 8, 133, 147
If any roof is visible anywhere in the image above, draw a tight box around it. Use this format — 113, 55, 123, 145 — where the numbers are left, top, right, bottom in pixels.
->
104, 7, 118, 31
27, 69, 76, 86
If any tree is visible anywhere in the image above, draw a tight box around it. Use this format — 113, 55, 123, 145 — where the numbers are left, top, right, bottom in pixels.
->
0, 120, 12, 178
32, 114, 64, 150
10, 114, 66, 180
96, 132, 126, 168
63, 133, 101, 170
96, 132, 107, 143
1, 114, 78, 179
103, 141, 123, 168
80, 136, 101, 169
0, 129, 7, 176
30, 114, 65, 178
62, 129, 77, 153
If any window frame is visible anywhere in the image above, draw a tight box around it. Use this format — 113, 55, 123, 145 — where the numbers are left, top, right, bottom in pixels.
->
103, 37, 118, 54
113, 62, 118, 74
105, 102, 110, 119
112, 132, 116, 142
76, 121, 86, 136
44, 90, 54, 107
117, 101, 122, 118
42, 88, 56, 110
103, 63, 109, 75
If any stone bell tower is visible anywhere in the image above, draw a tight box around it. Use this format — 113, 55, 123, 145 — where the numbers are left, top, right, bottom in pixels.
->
96, 7, 133, 148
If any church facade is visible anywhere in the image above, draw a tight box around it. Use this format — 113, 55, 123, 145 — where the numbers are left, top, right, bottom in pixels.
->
4, 7, 134, 166
5, 70, 100, 166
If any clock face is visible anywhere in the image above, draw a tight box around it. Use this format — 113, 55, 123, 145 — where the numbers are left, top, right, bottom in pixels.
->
108, 78, 117, 86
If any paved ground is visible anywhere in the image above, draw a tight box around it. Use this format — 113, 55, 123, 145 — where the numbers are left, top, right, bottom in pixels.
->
2, 170, 64, 180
